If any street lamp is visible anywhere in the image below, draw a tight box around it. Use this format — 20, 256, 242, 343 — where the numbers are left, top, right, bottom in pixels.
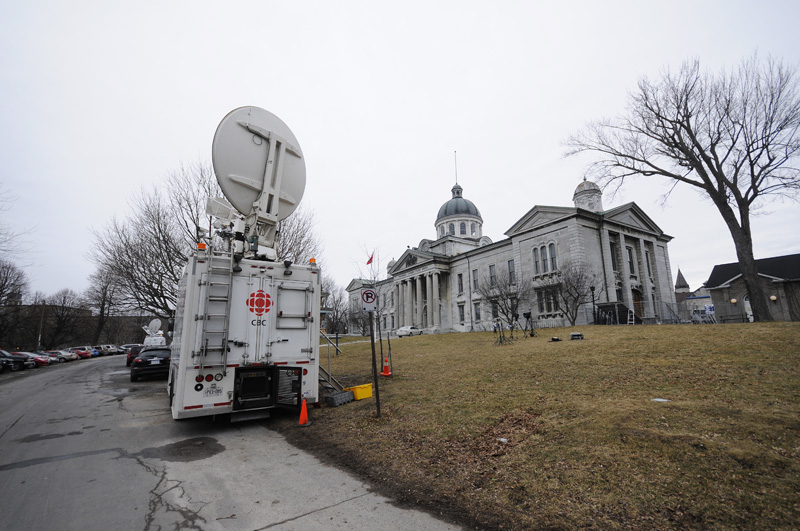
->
590, 285, 596, 325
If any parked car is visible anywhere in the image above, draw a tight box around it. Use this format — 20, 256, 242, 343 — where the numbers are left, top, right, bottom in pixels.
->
0, 350, 36, 371
93, 346, 106, 356
68, 347, 93, 359
0, 357, 14, 373
39, 351, 67, 363
18, 352, 51, 367
48, 350, 79, 361
397, 326, 423, 337
130, 347, 171, 382
126, 345, 144, 367
102, 344, 120, 355
119, 344, 138, 354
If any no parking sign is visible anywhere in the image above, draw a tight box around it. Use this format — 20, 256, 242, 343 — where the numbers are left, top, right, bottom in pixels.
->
361, 288, 378, 312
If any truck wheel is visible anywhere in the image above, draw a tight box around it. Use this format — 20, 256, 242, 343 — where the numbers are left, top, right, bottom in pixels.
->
12, 361, 22, 372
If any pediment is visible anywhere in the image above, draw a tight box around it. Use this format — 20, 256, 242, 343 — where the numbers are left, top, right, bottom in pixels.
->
505, 206, 577, 237
603, 202, 664, 235
388, 248, 442, 276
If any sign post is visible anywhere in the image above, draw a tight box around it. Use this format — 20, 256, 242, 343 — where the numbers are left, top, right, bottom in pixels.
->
361, 289, 381, 417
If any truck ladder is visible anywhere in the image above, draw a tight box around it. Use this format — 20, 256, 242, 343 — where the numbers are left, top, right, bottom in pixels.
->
198, 251, 235, 375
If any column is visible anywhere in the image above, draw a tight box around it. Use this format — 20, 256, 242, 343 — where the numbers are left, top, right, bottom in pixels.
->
405, 280, 413, 326
600, 228, 615, 302
638, 239, 654, 317
415, 276, 423, 326
395, 283, 402, 327
425, 273, 433, 328
619, 233, 632, 308
433, 272, 440, 328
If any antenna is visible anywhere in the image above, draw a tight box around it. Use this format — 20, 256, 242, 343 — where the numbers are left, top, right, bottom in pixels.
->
454, 150, 458, 184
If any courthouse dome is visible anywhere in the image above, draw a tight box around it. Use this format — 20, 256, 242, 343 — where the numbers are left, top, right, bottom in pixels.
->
435, 183, 483, 240
572, 178, 604, 212
436, 184, 482, 221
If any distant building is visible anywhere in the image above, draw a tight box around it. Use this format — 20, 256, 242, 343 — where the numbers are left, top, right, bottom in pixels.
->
674, 270, 714, 323
705, 254, 800, 322
348, 179, 679, 333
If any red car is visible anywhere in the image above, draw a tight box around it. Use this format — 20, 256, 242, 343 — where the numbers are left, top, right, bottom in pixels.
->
18, 352, 51, 367
69, 347, 93, 359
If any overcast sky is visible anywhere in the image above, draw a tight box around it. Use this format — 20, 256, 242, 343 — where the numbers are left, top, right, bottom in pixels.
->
2, 1, 799, 299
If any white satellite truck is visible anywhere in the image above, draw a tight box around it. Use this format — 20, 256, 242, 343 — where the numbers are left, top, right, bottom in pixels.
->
169, 106, 321, 421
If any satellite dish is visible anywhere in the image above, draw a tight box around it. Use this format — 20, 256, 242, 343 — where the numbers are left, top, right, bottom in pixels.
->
147, 319, 162, 335
211, 106, 305, 223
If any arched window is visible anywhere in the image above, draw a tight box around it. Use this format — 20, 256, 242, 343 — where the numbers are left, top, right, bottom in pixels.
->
470, 223, 476, 236
448, 223, 455, 235
533, 248, 540, 274
549, 243, 557, 271
439, 226, 445, 237
459, 222, 467, 235
541, 246, 549, 273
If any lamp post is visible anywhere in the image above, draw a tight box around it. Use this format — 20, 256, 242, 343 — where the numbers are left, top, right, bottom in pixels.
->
590, 285, 596, 325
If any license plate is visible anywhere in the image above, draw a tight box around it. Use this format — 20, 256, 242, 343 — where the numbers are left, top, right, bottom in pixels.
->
203, 387, 223, 397
150, 359, 160, 365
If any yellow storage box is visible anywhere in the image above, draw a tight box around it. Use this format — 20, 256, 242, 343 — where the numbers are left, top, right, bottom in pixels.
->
344, 384, 373, 400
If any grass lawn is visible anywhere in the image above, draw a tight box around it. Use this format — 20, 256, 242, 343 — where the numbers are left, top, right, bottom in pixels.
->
280, 323, 800, 529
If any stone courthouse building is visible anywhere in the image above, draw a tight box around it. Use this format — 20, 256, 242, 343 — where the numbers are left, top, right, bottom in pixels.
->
348, 180, 678, 332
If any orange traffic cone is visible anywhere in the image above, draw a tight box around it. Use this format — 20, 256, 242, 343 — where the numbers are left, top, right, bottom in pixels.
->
380, 356, 392, 377
297, 398, 311, 427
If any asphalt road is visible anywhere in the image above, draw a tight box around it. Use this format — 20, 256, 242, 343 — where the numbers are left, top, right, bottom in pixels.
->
0, 356, 462, 530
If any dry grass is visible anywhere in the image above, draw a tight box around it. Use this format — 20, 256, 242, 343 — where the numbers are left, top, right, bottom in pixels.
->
277, 323, 800, 529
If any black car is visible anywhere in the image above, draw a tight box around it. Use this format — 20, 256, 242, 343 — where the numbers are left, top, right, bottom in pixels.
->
0, 358, 13, 373
130, 347, 170, 382
0, 350, 36, 371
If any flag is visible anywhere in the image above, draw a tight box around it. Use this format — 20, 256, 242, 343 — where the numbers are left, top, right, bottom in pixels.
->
366, 252, 374, 265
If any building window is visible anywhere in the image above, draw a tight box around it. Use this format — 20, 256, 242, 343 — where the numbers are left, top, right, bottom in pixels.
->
533, 248, 540, 275
491, 301, 499, 319
471, 223, 476, 236
489, 264, 497, 286
457, 273, 463, 294
448, 223, 455, 235
473, 302, 481, 321
645, 250, 652, 277
537, 292, 545, 313
458, 304, 465, 323
391, 315, 395, 329
460, 222, 467, 235
472, 269, 478, 289
439, 226, 444, 237
508, 259, 516, 284
627, 247, 635, 274
541, 246, 549, 273
610, 242, 618, 271
549, 243, 557, 271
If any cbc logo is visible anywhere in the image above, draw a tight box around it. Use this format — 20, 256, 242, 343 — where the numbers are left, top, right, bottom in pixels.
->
247, 290, 272, 325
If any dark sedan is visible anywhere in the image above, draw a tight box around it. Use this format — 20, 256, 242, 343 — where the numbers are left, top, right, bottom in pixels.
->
130, 347, 170, 382
0, 350, 36, 371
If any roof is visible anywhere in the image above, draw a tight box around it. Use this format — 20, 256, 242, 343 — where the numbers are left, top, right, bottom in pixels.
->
436, 183, 482, 221
705, 253, 800, 288
675, 269, 690, 290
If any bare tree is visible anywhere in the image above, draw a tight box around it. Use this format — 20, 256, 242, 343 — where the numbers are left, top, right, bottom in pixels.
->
41, 289, 91, 349
475, 268, 534, 331
534, 261, 603, 326
84, 267, 121, 344
91, 188, 186, 319
321, 277, 349, 335
0, 260, 28, 346
567, 55, 800, 322
275, 206, 324, 265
